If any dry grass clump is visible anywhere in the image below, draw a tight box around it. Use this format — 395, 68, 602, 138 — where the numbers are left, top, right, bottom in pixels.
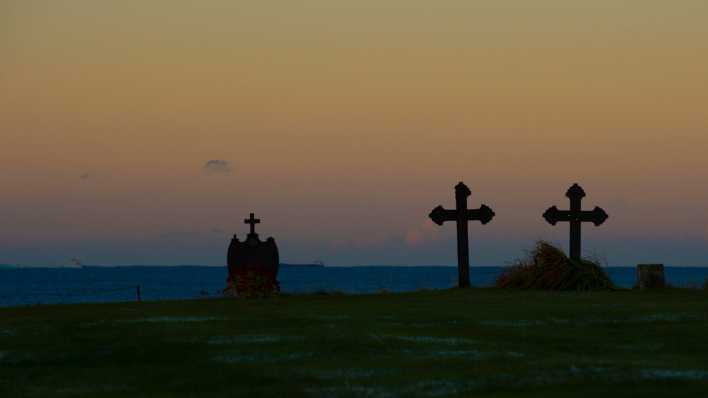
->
496, 241, 614, 291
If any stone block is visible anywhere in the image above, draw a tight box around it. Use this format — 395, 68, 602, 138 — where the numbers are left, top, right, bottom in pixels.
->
636, 264, 665, 289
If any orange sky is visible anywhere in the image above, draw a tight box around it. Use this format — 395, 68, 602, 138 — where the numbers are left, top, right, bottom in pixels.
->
1, 1, 707, 266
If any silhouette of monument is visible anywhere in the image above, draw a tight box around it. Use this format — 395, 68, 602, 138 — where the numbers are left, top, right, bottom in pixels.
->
543, 183, 608, 261
430, 182, 495, 288
226, 213, 280, 297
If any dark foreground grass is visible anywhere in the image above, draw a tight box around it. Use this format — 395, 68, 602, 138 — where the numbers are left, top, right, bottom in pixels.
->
1, 289, 708, 397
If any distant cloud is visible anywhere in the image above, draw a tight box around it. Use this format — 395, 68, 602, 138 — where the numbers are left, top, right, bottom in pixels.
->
405, 220, 442, 248
203, 160, 231, 175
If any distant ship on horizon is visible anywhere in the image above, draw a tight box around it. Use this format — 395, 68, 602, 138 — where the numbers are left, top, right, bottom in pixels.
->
282, 260, 325, 268
70, 258, 85, 268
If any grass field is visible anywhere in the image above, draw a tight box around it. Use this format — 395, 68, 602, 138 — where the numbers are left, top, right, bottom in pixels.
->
1, 289, 708, 397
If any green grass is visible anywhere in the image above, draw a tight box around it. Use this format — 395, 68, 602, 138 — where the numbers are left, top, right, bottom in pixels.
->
1, 289, 708, 397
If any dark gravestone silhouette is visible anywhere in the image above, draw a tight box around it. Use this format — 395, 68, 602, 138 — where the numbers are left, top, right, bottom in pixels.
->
226, 213, 280, 297
430, 182, 495, 288
543, 184, 608, 261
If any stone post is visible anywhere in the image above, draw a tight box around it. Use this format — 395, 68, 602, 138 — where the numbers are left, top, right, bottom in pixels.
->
636, 264, 665, 289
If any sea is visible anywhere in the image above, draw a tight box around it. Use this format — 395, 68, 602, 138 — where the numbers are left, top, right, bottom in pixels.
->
1, 265, 707, 308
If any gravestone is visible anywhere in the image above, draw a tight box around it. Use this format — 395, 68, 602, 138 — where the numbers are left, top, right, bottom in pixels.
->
429, 182, 495, 288
226, 213, 280, 297
636, 264, 665, 289
543, 183, 608, 261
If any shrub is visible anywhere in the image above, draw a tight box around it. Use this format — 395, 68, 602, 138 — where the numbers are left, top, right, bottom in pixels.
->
496, 241, 614, 291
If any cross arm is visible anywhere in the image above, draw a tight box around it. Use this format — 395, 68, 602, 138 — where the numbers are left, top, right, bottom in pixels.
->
544, 206, 608, 226
578, 207, 609, 226
543, 206, 571, 225
467, 205, 495, 224
429, 205, 457, 225
429, 205, 495, 225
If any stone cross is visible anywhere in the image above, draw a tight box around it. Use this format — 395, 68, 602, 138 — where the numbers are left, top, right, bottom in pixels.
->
543, 183, 608, 261
429, 182, 495, 288
244, 212, 261, 236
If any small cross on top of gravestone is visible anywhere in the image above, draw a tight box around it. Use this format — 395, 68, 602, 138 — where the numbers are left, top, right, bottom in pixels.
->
430, 182, 495, 288
244, 212, 261, 237
543, 183, 608, 261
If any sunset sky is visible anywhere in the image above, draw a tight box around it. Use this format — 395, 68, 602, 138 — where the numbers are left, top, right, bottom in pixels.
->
2, 1, 707, 266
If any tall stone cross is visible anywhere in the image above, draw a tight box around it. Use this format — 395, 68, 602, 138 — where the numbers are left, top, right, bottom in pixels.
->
543, 183, 608, 261
429, 182, 495, 288
244, 212, 261, 237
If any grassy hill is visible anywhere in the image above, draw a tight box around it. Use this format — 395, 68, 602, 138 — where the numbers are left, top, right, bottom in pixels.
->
1, 289, 707, 397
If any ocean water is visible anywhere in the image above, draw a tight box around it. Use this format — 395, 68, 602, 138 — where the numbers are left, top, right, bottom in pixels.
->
0, 265, 707, 308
